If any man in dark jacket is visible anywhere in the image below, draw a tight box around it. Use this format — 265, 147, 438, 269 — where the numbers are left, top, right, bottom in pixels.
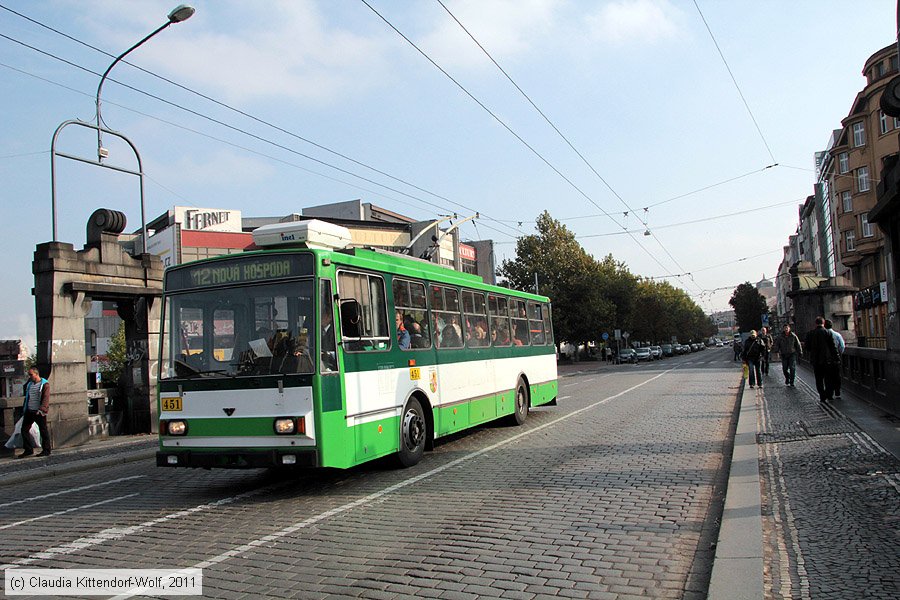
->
18, 367, 51, 458
805, 316, 840, 402
774, 323, 802, 386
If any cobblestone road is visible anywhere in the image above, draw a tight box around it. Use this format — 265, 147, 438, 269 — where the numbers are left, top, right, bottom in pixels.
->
0, 352, 738, 599
756, 369, 900, 600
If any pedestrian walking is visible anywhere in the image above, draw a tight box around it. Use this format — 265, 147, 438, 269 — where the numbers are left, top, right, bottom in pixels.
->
742, 330, 765, 388
805, 316, 840, 403
733, 338, 742, 361
824, 319, 845, 399
18, 367, 51, 458
774, 323, 802, 386
758, 326, 774, 376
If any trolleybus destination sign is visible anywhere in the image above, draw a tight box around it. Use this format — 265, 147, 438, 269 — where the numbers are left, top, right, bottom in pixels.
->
166, 254, 313, 290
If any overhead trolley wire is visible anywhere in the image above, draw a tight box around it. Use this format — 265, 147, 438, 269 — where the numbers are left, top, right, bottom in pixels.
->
0, 31, 519, 242
0, 3, 521, 241
693, 0, 777, 164
361, 0, 704, 296
431, 0, 714, 294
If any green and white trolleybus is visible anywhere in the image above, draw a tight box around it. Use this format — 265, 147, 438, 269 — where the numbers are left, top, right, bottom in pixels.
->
156, 220, 557, 469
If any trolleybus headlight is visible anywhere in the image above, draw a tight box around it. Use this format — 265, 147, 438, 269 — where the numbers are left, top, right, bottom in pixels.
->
166, 420, 187, 436
274, 418, 296, 435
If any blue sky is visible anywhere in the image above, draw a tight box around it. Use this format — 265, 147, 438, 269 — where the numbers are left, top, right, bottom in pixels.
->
1, 0, 896, 351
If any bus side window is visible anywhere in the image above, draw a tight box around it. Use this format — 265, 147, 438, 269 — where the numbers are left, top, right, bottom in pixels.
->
393, 278, 430, 350
528, 302, 545, 345
432, 285, 463, 349
337, 271, 390, 352
510, 299, 530, 346
542, 303, 553, 345
488, 295, 511, 347
463, 290, 489, 347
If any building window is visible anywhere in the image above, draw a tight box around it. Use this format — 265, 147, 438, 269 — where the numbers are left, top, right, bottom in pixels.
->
842, 191, 853, 213
881, 111, 890, 134
892, 55, 900, 71
857, 166, 870, 192
845, 230, 856, 252
895, 117, 900, 130
838, 152, 849, 174
862, 213, 874, 237
877, 61, 887, 77
852, 122, 866, 147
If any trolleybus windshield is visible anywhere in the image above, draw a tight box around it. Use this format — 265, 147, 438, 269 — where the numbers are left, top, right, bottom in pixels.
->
160, 279, 316, 379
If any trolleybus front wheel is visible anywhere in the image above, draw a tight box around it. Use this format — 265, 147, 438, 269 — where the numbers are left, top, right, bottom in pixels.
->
397, 397, 427, 467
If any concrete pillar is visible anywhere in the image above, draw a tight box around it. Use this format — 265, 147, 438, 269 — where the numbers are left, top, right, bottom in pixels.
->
33, 241, 93, 447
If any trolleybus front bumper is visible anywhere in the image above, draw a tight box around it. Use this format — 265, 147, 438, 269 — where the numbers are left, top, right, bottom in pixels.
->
157, 449, 317, 469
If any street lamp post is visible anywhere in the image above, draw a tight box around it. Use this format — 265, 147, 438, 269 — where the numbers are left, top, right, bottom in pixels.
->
51, 5, 194, 255
96, 4, 195, 161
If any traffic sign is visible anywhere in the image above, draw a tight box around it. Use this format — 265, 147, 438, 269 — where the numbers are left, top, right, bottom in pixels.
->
614, 329, 621, 340
602, 332, 609, 341
622, 331, 630, 339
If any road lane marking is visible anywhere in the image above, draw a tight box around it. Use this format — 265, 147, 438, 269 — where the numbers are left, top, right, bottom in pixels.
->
0, 494, 138, 531
0, 475, 144, 510
121, 367, 677, 591
0, 482, 290, 570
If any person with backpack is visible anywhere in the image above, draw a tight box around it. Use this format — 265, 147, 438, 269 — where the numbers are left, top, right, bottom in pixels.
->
774, 323, 802, 386
742, 330, 765, 389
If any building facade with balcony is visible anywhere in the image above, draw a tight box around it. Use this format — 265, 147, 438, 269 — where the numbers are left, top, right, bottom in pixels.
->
822, 44, 899, 348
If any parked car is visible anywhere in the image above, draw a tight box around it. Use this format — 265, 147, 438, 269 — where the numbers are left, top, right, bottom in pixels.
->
617, 348, 637, 364
650, 345, 662, 360
635, 347, 653, 362
661, 344, 674, 357
679, 344, 691, 354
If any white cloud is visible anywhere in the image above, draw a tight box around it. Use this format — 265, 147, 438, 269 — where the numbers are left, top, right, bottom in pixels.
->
418, 0, 558, 70
586, 0, 684, 45
78, 1, 392, 105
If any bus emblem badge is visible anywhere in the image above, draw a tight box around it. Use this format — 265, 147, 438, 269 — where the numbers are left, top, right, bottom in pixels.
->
223, 408, 235, 416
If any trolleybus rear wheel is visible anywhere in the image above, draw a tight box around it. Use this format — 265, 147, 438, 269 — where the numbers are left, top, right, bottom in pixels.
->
508, 378, 529, 426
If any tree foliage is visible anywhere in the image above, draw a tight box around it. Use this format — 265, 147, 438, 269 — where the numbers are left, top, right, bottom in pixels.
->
498, 211, 712, 347
98, 322, 126, 384
728, 282, 768, 332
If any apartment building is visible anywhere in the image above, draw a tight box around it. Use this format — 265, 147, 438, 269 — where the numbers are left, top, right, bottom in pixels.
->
821, 44, 899, 347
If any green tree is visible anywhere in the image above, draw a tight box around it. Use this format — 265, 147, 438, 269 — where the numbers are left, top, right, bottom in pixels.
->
729, 282, 768, 332
99, 322, 126, 386
498, 212, 610, 348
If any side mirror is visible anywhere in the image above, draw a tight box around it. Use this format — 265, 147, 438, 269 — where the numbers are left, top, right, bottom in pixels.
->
339, 299, 362, 338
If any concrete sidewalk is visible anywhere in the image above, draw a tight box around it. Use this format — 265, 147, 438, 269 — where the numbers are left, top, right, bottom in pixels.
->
710, 363, 900, 599
0, 433, 156, 487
